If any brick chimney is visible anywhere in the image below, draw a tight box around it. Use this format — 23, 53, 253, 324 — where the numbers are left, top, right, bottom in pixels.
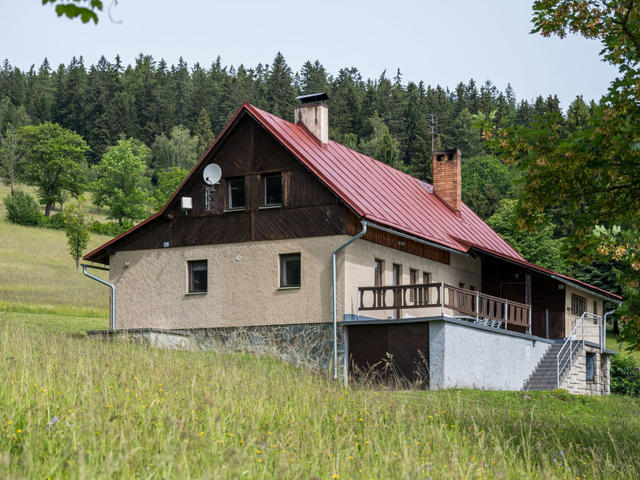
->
432, 148, 462, 213
294, 93, 329, 144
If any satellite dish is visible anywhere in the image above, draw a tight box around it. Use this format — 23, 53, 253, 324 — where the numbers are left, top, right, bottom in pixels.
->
202, 163, 222, 185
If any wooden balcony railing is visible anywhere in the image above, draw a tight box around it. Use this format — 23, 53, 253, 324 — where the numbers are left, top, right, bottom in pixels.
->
357, 282, 531, 331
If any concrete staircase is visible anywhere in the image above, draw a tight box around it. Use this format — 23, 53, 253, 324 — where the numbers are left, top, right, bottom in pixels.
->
523, 343, 578, 391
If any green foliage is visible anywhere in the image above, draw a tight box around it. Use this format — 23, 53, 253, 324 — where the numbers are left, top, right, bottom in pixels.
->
2, 190, 44, 226
611, 354, 640, 397
88, 219, 132, 236
16, 122, 88, 217
487, 199, 570, 273
63, 196, 91, 270
46, 212, 66, 230
359, 112, 402, 169
93, 139, 151, 225
152, 167, 188, 212
193, 108, 215, 156
151, 125, 199, 174
482, 1, 640, 348
43, 0, 103, 24
461, 155, 514, 219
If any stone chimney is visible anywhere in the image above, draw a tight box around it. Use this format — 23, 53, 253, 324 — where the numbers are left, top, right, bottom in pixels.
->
432, 148, 462, 213
294, 93, 329, 144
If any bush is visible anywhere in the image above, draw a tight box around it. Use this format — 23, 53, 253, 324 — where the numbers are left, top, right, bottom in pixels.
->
3, 190, 44, 226
610, 354, 640, 396
88, 220, 132, 237
44, 212, 66, 230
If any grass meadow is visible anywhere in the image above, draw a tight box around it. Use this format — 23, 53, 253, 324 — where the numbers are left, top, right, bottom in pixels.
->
1, 186, 640, 478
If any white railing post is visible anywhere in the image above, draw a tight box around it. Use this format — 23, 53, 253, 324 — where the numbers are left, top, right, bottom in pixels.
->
440, 282, 445, 318
504, 300, 508, 330
528, 307, 532, 335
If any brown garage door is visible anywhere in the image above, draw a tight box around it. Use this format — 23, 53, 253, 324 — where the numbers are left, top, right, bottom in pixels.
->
348, 323, 429, 388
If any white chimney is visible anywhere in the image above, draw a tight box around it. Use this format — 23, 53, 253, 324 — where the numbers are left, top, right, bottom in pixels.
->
294, 93, 329, 144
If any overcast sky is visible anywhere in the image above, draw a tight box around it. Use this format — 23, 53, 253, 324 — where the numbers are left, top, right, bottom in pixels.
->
1, 1, 617, 107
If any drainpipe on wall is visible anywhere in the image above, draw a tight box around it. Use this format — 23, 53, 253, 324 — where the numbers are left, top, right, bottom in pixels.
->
603, 303, 622, 352
332, 220, 367, 381
82, 264, 115, 330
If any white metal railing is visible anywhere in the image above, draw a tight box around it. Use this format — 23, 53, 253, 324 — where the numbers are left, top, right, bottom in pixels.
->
556, 312, 602, 388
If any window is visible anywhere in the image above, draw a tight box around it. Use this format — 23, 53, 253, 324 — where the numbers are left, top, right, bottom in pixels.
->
593, 300, 598, 316
374, 259, 384, 286
264, 173, 282, 206
409, 268, 419, 301
571, 294, 586, 316
586, 352, 595, 382
392, 264, 402, 286
228, 178, 245, 209
459, 282, 465, 289
280, 253, 301, 288
188, 260, 207, 293
423, 272, 432, 303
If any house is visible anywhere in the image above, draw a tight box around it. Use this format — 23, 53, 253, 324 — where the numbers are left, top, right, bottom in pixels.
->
83, 94, 622, 395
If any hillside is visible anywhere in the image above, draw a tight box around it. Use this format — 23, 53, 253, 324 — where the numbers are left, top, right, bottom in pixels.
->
1, 312, 639, 480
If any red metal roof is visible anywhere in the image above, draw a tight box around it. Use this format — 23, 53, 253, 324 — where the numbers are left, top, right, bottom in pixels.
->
245, 103, 524, 262
84, 103, 621, 300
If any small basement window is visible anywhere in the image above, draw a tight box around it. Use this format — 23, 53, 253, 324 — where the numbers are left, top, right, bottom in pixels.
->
264, 173, 282, 206
586, 352, 595, 382
188, 260, 207, 293
280, 253, 301, 288
228, 178, 245, 209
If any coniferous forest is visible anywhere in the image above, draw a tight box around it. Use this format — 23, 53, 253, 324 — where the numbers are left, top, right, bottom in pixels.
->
0, 52, 618, 299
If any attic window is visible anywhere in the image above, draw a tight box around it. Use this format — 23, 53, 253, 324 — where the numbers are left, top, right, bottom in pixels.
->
264, 173, 282, 206
228, 178, 245, 209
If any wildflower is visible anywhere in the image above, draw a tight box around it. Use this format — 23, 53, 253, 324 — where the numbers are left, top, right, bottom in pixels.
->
47, 416, 59, 428
16, 429, 22, 434
198, 432, 205, 437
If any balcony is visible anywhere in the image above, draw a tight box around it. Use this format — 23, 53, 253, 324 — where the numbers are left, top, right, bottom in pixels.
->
354, 282, 531, 333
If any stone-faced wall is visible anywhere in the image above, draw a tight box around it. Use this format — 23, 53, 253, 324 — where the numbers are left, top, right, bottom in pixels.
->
560, 345, 611, 395
189, 322, 345, 378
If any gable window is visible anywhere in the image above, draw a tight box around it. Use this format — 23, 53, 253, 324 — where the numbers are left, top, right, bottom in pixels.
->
280, 253, 301, 288
264, 173, 282, 206
228, 178, 245, 209
374, 259, 384, 286
586, 352, 595, 382
188, 260, 207, 293
571, 294, 586, 316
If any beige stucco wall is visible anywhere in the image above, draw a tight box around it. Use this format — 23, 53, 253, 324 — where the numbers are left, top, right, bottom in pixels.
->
342, 238, 482, 319
109, 234, 483, 330
564, 285, 604, 343
110, 235, 351, 329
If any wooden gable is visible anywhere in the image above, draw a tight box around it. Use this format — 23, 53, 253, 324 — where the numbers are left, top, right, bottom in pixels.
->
102, 111, 348, 258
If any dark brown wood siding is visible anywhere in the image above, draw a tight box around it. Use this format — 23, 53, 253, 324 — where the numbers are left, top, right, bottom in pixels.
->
111, 112, 347, 254
348, 323, 429, 386
346, 211, 450, 265
481, 254, 565, 338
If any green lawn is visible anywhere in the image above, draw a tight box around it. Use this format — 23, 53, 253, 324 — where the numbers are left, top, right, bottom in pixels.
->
1, 311, 639, 480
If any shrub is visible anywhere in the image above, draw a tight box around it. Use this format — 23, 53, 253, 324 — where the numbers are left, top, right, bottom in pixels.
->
44, 212, 66, 230
88, 220, 132, 237
3, 190, 44, 226
610, 354, 640, 396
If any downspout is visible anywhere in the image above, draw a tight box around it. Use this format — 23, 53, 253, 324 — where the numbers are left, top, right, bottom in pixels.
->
603, 302, 622, 352
332, 220, 367, 380
82, 264, 115, 330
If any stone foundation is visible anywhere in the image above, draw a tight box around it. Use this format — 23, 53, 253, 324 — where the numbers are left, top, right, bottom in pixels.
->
560, 345, 611, 395
88, 323, 345, 378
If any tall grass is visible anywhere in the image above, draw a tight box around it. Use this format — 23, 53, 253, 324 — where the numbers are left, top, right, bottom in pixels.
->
0, 219, 111, 316
1, 312, 639, 479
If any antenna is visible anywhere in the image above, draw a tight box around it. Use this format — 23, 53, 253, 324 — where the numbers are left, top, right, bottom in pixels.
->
429, 113, 437, 153
202, 163, 222, 185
